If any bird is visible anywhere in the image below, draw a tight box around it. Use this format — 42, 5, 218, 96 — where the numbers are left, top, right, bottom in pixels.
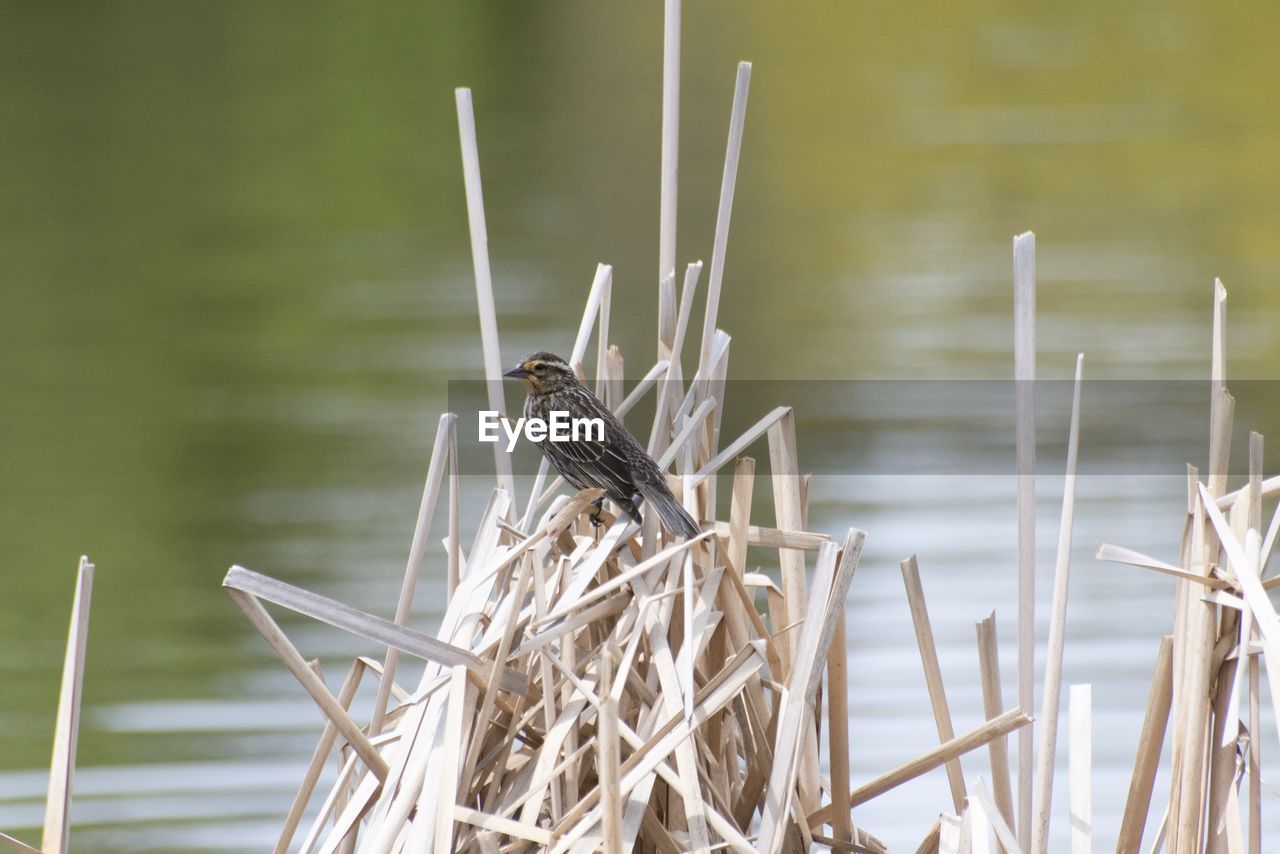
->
503, 351, 701, 539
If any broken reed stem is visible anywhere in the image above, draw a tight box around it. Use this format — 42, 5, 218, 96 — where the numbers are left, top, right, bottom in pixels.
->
1202, 489, 1280, 744
1171, 489, 1216, 850
1207, 484, 1249, 852
976, 612, 1015, 853
671, 261, 702, 374
447, 416, 461, 597
371, 413, 454, 737
649, 261, 703, 459
1030, 353, 1084, 854
597, 301, 614, 405
1095, 543, 1229, 590
454, 87, 516, 506
826, 611, 854, 844
900, 555, 966, 814
1166, 465, 1198, 849
1012, 230, 1036, 853
598, 650, 623, 854
768, 408, 806, 678
225, 588, 390, 781
0, 834, 40, 854
41, 557, 94, 854
1246, 430, 1263, 854
225, 565, 528, 696
1249, 647, 1261, 854
657, 0, 681, 358
570, 263, 613, 371
458, 557, 532, 797
810, 708, 1033, 825
973, 779, 1021, 854
1116, 635, 1173, 854
1210, 278, 1226, 417
759, 532, 865, 852
690, 405, 789, 490
274, 659, 367, 854
1170, 282, 1232, 852
697, 61, 751, 382
1068, 684, 1092, 854
432, 666, 470, 853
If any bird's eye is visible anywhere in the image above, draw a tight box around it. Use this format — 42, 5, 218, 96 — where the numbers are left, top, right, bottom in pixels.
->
532, 363, 545, 373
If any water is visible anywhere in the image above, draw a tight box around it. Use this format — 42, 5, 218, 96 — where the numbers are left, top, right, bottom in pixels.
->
2, 2, 1279, 850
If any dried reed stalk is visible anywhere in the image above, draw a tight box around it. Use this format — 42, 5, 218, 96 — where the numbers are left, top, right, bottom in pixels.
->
1030, 354, 1084, 854
1115, 636, 1173, 854
40, 557, 94, 854
1067, 684, 1091, 854
697, 61, 751, 383
1168, 282, 1233, 851
1012, 230, 1036, 852
657, 0, 681, 358
810, 709, 1033, 826
976, 612, 1015, 853
371, 413, 455, 737
454, 87, 516, 505
827, 611, 854, 845
901, 555, 966, 813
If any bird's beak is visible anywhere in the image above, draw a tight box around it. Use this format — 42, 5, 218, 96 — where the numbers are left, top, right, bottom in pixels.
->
503, 364, 530, 379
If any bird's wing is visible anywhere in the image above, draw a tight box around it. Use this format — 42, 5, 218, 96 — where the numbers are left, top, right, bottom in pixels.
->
549, 428, 635, 499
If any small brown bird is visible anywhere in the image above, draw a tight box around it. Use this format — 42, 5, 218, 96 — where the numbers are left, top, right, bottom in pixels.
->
503, 351, 700, 538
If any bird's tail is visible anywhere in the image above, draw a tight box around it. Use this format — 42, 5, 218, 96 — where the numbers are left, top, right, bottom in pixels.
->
636, 483, 701, 539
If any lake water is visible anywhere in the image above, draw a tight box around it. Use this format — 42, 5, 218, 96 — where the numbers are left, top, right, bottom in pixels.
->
2, 2, 1279, 850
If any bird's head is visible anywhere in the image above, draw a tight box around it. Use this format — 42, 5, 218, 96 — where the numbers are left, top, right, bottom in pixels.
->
503, 351, 576, 392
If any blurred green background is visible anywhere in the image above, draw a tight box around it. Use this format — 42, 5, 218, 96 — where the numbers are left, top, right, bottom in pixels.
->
1, 1, 1278, 849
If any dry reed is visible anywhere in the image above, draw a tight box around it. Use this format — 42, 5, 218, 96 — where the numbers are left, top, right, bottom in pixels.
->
9, 6, 1280, 854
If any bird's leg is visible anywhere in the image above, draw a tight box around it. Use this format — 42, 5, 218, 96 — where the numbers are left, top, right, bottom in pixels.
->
588, 496, 605, 527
